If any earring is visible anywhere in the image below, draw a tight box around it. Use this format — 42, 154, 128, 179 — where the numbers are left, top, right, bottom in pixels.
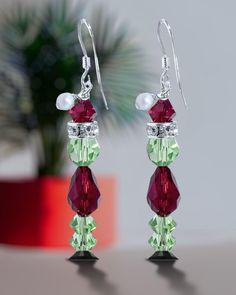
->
135, 19, 187, 261
56, 19, 109, 261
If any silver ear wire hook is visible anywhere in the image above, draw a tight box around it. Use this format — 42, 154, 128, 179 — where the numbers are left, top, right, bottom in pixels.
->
78, 18, 109, 110
157, 19, 188, 109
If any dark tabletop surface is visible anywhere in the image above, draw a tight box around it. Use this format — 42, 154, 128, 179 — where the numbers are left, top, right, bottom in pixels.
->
0, 243, 235, 295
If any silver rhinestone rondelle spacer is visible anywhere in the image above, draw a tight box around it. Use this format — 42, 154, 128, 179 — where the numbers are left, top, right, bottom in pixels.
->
146, 122, 178, 138
67, 121, 99, 138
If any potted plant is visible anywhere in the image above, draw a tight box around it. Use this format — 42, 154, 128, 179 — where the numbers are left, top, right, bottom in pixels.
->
0, 0, 148, 249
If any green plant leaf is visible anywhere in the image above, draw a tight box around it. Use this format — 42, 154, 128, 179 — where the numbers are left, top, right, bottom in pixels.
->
0, 0, 152, 175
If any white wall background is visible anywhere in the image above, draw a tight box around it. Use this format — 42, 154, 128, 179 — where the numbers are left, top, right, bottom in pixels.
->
0, 0, 236, 248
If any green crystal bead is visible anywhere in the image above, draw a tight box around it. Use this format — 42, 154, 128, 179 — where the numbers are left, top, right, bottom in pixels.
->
147, 138, 179, 166
70, 215, 96, 234
70, 232, 97, 251
69, 215, 97, 251
149, 215, 176, 234
148, 215, 176, 251
148, 233, 176, 251
67, 138, 100, 166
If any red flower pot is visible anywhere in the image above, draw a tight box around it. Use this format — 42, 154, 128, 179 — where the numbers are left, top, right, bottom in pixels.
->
0, 176, 116, 249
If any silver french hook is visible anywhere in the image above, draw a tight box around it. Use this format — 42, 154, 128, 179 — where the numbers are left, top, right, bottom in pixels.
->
78, 18, 109, 110
157, 19, 188, 109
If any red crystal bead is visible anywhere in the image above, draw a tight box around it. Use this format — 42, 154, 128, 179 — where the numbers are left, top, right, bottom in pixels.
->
69, 99, 96, 122
68, 167, 100, 216
147, 167, 180, 216
148, 99, 176, 122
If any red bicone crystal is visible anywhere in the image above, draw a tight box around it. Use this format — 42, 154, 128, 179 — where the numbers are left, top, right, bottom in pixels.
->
68, 167, 100, 216
147, 167, 180, 216
69, 99, 96, 122
148, 99, 176, 122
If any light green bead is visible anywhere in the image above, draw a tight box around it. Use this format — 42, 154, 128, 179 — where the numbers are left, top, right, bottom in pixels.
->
70, 232, 96, 251
148, 233, 176, 251
69, 214, 97, 251
147, 138, 179, 166
148, 215, 176, 251
149, 215, 176, 234
67, 138, 100, 166
70, 215, 96, 234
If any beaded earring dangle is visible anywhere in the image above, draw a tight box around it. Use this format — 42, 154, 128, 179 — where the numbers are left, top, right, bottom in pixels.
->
135, 19, 187, 261
56, 19, 109, 261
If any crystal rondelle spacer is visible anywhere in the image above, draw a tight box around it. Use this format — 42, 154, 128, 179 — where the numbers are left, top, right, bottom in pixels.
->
67, 121, 99, 139
146, 122, 178, 138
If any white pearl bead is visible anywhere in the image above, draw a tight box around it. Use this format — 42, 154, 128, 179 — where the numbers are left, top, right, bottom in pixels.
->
135, 92, 155, 111
56, 92, 75, 110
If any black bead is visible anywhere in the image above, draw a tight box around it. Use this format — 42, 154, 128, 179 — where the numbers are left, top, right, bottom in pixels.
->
148, 251, 178, 261
68, 251, 99, 261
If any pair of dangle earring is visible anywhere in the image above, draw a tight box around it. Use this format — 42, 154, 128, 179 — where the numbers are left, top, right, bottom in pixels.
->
56, 19, 109, 261
56, 18, 187, 261
136, 19, 187, 261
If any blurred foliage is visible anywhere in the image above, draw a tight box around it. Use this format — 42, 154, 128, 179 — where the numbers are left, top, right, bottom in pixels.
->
0, 0, 149, 176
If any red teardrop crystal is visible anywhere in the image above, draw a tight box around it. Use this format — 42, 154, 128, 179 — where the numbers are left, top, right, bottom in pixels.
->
69, 99, 96, 122
148, 99, 176, 122
68, 167, 100, 216
147, 167, 180, 216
